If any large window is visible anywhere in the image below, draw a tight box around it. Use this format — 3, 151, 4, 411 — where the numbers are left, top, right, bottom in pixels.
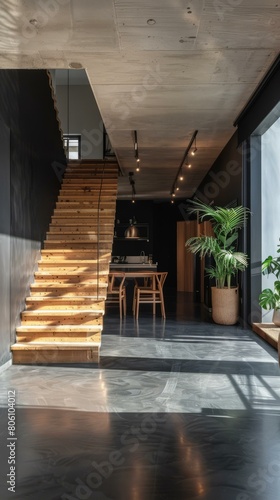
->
63, 135, 81, 159
261, 116, 280, 321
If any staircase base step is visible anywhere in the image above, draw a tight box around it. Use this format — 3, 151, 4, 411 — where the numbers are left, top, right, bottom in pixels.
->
11, 342, 100, 364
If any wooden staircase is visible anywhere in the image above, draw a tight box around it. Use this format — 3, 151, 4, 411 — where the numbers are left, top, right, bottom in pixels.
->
11, 161, 118, 364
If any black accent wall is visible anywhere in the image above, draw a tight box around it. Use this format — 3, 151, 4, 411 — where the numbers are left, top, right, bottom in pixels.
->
114, 200, 185, 289
193, 131, 242, 207
0, 70, 66, 368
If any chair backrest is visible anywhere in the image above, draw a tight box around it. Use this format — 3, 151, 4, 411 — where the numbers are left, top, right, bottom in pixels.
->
155, 272, 168, 291
108, 272, 125, 293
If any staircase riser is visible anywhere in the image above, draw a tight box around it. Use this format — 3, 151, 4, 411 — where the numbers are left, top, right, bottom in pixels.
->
51, 219, 114, 226
44, 242, 113, 249
46, 234, 112, 241
38, 264, 109, 272
63, 173, 117, 179
30, 291, 107, 297
58, 189, 117, 195
53, 208, 115, 214
41, 250, 111, 259
31, 276, 108, 283
17, 332, 101, 342
55, 201, 115, 212
49, 226, 114, 232
58, 196, 116, 201
12, 348, 100, 364
21, 318, 102, 326
26, 303, 104, 311
63, 180, 118, 185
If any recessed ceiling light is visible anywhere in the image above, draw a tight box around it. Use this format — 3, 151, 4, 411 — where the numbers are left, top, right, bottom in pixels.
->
29, 19, 38, 26
147, 19, 156, 25
69, 62, 83, 69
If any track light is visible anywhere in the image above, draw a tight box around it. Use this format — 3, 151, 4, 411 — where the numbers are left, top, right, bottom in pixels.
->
136, 166, 140, 172
191, 136, 197, 156
169, 130, 198, 198
133, 130, 140, 165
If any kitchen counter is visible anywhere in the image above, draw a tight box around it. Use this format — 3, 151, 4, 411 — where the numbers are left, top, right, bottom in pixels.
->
110, 263, 157, 270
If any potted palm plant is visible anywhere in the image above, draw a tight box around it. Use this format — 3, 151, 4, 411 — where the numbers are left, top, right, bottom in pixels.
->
185, 200, 250, 325
259, 244, 280, 326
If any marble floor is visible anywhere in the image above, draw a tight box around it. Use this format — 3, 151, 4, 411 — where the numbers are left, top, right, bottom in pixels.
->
0, 292, 280, 500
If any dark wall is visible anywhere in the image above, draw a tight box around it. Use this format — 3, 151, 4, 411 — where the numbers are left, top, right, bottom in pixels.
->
113, 201, 154, 258
114, 200, 185, 289
0, 70, 66, 368
193, 131, 242, 207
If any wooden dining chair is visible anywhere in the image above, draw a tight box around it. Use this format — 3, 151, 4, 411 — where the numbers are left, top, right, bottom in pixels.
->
134, 272, 168, 320
106, 272, 126, 318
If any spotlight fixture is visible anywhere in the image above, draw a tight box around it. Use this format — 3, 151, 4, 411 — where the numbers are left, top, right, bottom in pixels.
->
170, 130, 198, 198
136, 166, 140, 172
191, 136, 197, 156
133, 130, 140, 164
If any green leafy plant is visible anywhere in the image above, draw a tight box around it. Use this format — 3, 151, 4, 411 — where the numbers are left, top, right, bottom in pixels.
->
259, 244, 280, 310
185, 200, 250, 288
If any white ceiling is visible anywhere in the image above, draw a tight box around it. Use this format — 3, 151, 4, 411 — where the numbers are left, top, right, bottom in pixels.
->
0, 0, 279, 200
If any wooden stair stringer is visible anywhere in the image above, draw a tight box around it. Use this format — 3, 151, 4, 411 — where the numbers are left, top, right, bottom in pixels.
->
11, 161, 118, 364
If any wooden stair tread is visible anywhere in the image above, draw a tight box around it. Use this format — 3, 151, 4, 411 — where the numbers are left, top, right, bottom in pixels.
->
41, 248, 111, 254
26, 296, 104, 302
22, 309, 104, 315
28, 294, 106, 299
38, 260, 107, 265
30, 282, 108, 287
16, 325, 102, 331
35, 270, 108, 275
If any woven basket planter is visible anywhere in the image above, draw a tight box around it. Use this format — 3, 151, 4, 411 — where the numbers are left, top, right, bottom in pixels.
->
211, 286, 239, 325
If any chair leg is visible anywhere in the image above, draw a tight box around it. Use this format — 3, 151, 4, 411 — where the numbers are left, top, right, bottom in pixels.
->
123, 290, 127, 316
153, 293, 156, 315
119, 291, 122, 319
132, 286, 136, 314
160, 291, 166, 319
136, 289, 140, 320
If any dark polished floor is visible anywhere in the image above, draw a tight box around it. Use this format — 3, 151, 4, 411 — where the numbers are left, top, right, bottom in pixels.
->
0, 291, 280, 500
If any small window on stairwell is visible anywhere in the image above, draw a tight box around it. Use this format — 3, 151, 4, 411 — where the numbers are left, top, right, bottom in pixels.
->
63, 135, 81, 159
